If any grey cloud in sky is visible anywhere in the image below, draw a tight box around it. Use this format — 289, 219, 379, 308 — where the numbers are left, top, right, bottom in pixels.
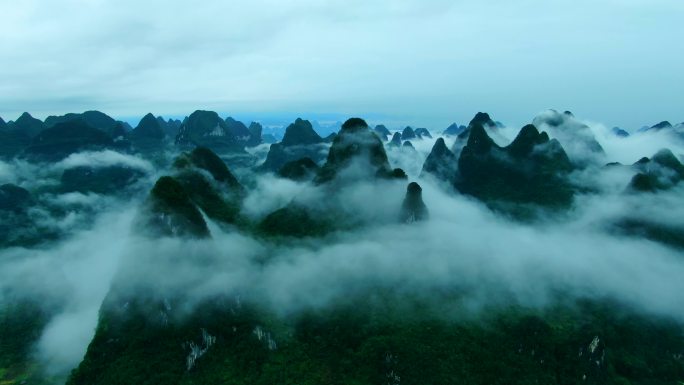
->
0, 0, 682, 129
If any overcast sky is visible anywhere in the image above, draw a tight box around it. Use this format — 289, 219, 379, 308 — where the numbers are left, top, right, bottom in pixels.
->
0, 0, 682, 129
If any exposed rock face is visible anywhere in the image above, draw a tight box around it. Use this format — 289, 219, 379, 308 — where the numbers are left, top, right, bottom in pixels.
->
315, 118, 395, 184
225, 117, 251, 143
175, 110, 243, 153
456, 123, 575, 208
260, 118, 328, 172
24, 120, 115, 161
172, 147, 244, 225
400, 182, 429, 223
140, 176, 210, 238
421, 137, 458, 182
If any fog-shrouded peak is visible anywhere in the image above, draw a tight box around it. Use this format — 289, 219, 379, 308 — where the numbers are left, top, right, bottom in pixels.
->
401, 126, 416, 140
281, 118, 323, 147
400, 181, 429, 223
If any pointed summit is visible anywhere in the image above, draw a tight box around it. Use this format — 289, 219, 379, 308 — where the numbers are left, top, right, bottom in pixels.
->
374, 124, 390, 141
399, 182, 429, 223
443, 123, 466, 136
469, 112, 497, 129
12, 112, 45, 138
138, 176, 210, 238
281, 118, 323, 147
315, 117, 393, 183
421, 138, 458, 182
507, 124, 546, 157
131, 113, 165, 140
651, 121, 672, 130
401, 126, 416, 140
388, 132, 402, 147
259, 118, 328, 172
532, 109, 604, 165
456, 123, 575, 209
175, 110, 242, 153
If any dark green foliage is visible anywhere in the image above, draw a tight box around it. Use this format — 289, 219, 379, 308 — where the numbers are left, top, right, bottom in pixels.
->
246, 122, 263, 147
175, 170, 242, 225
614, 218, 684, 249
414, 127, 432, 138
421, 137, 458, 183
225, 117, 251, 140
175, 111, 243, 153
140, 176, 210, 238
177, 147, 243, 190
402, 141, 415, 150
0, 116, 6, 130
388, 132, 402, 147
0, 300, 56, 385
0, 113, 43, 158
257, 204, 334, 238
374, 125, 390, 141
60, 166, 145, 194
260, 119, 328, 172
456, 124, 575, 208
323, 133, 337, 143
0, 183, 32, 212
399, 182, 429, 223
315, 118, 393, 184
469, 112, 497, 129
66, 295, 684, 385
651, 121, 672, 130
44, 111, 124, 138
401, 126, 416, 140
168, 147, 245, 226
277, 157, 320, 181
24, 120, 115, 161
10, 112, 45, 138
443, 123, 466, 136
389, 168, 408, 179
628, 149, 684, 192
281, 118, 323, 147
130, 113, 165, 140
